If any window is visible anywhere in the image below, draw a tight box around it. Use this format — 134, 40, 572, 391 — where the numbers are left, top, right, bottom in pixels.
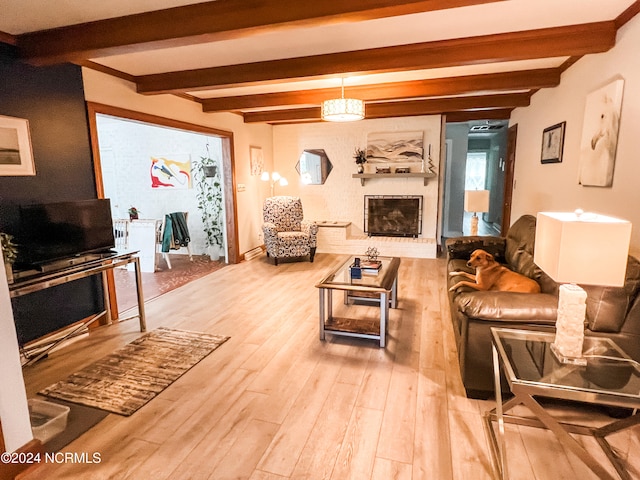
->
465, 151, 487, 190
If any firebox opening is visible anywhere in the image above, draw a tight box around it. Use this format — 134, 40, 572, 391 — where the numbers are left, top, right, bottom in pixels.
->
364, 195, 423, 238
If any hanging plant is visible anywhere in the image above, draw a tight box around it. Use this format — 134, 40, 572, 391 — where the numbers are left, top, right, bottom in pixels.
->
193, 154, 224, 254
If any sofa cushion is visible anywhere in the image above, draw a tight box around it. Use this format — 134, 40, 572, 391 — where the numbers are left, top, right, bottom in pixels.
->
504, 215, 558, 294
505, 215, 536, 272
446, 236, 506, 263
453, 291, 558, 322
583, 256, 640, 333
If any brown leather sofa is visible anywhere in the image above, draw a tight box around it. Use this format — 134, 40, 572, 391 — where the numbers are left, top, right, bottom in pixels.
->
446, 214, 640, 399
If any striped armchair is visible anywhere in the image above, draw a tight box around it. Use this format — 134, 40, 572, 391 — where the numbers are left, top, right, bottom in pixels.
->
262, 196, 318, 265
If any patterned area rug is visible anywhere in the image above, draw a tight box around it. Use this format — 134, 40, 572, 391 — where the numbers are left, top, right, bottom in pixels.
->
39, 327, 229, 416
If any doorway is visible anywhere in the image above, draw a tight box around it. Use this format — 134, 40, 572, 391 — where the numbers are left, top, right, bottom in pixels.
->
441, 120, 510, 241
86, 103, 239, 316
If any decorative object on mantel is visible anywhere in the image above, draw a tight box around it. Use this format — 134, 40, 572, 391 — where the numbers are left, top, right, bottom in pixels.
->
376, 166, 391, 174
578, 78, 624, 187
395, 167, 410, 174
354, 148, 367, 173
321, 79, 365, 122
1, 232, 18, 284
423, 144, 435, 174
534, 210, 632, 365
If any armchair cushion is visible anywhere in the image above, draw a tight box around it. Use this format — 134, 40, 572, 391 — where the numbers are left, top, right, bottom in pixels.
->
262, 196, 317, 264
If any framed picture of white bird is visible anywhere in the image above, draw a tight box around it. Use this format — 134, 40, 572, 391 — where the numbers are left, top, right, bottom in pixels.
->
578, 78, 625, 187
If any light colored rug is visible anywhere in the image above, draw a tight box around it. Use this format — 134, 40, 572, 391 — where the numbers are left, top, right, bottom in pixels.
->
40, 327, 229, 416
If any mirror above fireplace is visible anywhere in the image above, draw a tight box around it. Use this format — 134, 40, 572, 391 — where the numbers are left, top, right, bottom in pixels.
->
296, 149, 333, 185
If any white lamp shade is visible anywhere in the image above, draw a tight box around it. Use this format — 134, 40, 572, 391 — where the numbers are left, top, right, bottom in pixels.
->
464, 190, 490, 213
321, 98, 365, 122
534, 211, 631, 286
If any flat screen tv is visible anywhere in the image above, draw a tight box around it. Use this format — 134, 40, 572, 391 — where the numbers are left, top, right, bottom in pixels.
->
15, 198, 115, 267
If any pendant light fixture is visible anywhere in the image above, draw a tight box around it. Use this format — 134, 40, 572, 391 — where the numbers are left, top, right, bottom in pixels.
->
321, 78, 365, 122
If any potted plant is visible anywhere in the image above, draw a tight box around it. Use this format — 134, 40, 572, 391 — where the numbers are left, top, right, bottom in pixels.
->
194, 155, 224, 260
128, 207, 140, 220
354, 148, 367, 173
1, 232, 18, 284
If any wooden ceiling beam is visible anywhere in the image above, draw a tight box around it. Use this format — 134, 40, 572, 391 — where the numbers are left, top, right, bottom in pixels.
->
615, 0, 640, 29
137, 22, 616, 95
200, 68, 559, 112
0, 30, 17, 46
242, 92, 531, 123
444, 109, 513, 123
16, 0, 505, 65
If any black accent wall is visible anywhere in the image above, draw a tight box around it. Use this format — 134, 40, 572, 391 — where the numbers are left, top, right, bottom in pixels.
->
0, 44, 104, 344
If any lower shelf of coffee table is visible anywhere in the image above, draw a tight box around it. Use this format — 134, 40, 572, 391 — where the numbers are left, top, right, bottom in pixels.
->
324, 316, 380, 338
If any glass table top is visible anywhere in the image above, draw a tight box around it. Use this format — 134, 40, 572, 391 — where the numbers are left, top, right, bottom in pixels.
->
491, 328, 640, 402
316, 255, 400, 291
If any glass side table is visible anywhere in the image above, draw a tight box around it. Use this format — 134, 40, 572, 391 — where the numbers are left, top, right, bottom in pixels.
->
486, 327, 640, 480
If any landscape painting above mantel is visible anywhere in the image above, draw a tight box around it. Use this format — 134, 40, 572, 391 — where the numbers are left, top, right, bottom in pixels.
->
366, 131, 424, 164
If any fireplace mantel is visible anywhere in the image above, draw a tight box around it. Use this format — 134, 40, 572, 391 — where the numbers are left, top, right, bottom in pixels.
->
352, 172, 436, 186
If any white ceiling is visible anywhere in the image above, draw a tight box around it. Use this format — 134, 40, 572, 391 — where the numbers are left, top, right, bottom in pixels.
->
1, 0, 637, 123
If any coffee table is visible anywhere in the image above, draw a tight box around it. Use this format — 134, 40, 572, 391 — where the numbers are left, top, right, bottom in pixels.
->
315, 255, 400, 347
486, 327, 640, 480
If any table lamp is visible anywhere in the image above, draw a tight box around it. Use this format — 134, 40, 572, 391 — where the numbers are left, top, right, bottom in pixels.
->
464, 190, 490, 236
534, 211, 632, 364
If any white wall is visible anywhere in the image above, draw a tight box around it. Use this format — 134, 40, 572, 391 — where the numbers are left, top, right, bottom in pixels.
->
510, 15, 640, 257
82, 69, 273, 256
272, 116, 441, 244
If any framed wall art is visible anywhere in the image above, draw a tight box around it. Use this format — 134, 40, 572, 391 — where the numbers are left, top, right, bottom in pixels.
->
0, 114, 36, 176
578, 78, 625, 187
366, 131, 424, 164
540, 121, 566, 164
150, 154, 192, 189
250, 146, 264, 176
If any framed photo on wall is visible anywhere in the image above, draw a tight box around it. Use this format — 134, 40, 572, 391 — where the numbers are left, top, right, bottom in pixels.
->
540, 121, 566, 164
0, 114, 36, 176
250, 146, 264, 176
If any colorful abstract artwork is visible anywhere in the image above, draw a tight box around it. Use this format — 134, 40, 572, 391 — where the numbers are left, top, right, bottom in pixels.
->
150, 155, 191, 188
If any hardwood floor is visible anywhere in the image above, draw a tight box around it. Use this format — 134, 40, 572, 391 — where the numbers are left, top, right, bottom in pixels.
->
20, 253, 640, 479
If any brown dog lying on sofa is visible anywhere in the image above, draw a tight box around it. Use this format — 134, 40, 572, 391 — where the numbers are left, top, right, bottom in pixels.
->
449, 249, 541, 293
